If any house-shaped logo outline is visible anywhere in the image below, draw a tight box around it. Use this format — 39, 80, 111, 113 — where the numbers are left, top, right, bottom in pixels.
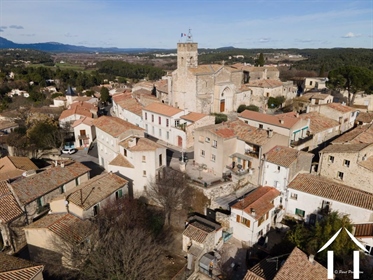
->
317, 227, 368, 279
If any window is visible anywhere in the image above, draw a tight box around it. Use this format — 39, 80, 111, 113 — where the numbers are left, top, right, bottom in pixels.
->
166, 119, 169, 127
295, 208, 305, 217
211, 154, 216, 162
159, 128, 162, 137
60, 185, 65, 194
143, 170, 147, 176
258, 216, 265, 226
290, 193, 298, 200
159, 154, 163, 166
328, 156, 334, 163
37, 197, 44, 208
205, 137, 210, 143
277, 166, 281, 172
145, 112, 147, 120
201, 150, 205, 157
236, 215, 250, 227
145, 124, 148, 132
337, 171, 344, 180
343, 159, 350, 167
142, 155, 146, 162
199, 136, 204, 142
309, 81, 313, 86
212, 140, 217, 148
151, 114, 154, 122
124, 149, 127, 157
166, 131, 169, 140
175, 120, 180, 127
93, 204, 99, 216
152, 126, 155, 135
158, 116, 161, 125
75, 178, 79, 186
116, 189, 123, 199
259, 124, 263, 129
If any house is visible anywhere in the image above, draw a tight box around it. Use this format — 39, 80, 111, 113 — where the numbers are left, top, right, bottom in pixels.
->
296, 112, 340, 151
344, 91, 373, 112
332, 123, 373, 144
286, 173, 373, 224
0, 253, 44, 280
49, 172, 128, 219
238, 110, 310, 148
353, 223, 373, 256
193, 119, 289, 185
0, 180, 26, 253
143, 103, 215, 149
182, 215, 222, 274
303, 77, 328, 92
72, 116, 96, 148
244, 247, 328, 280
261, 146, 313, 192
230, 186, 281, 245
318, 143, 373, 193
0, 120, 18, 134
293, 90, 333, 112
108, 136, 166, 197
59, 101, 96, 128
7, 89, 30, 98
7, 160, 91, 223
93, 116, 144, 169
307, 103, 358, 133
24, 213, 92, 268
0, 155, 38, 181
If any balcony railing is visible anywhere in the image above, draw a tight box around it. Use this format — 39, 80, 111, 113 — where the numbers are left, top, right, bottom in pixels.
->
226, 165, 253, 176
290, 134, 313, 147
244, 150, 259, 159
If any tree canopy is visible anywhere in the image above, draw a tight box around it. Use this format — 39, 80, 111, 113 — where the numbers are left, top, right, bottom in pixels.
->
328, 66, 373, 105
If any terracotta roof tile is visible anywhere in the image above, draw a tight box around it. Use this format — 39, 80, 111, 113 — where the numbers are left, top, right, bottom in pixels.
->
59, 105, 92, 120
0, 120, 18, 131
72, 116, 94, 127
273, 247, 328, 280
353, 223, 373, 237
154, 79, 168, 93
298, 112, 339, 134
320, 143, 372, 153
26, 213, 91, 243
180, 112, 207, 122
109, 154, 134, 168
0, 253, 43, 278
93, 116, 143, 138
116, 96, 144, 116
231, 186, 280, 220
288, 174, 373, 210
248, 79, 283, 88
326, 103, 355, 113
63, 173, 127, 210
0, 156, 37, 174
183, 221, 215, 243
239, 110, 301, 129
265, 146, 312, 167
333, 123, 373, 144
10, 161, 91, 205
120, 137, 163, 151
143, 103, 182, 117
356, 112, 373, 124
0, 181, 23, 223
188, 64, 222, 75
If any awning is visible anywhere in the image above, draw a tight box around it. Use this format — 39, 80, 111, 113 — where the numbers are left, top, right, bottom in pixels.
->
229, 153, 252, 161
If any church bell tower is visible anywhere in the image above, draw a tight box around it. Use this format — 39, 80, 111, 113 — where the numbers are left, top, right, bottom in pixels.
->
177, 29, 198, 70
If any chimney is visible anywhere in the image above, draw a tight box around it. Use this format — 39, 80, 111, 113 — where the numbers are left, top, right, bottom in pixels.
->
267, 129, 273, 138
279, 119, 284, 124
128, 137, 137, 148
251, 208, 256, 216
61, 162, 65, 168
308, 254, 315, 264
296, 113, 299, 118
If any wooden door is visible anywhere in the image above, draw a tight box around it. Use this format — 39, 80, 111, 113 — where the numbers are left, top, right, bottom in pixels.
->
177, 136, 182, 147
220, 99, 225, 112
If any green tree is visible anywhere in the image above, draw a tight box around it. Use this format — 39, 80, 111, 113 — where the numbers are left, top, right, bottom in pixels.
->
237, 104, 260, 113
256, 53, 265, 67
319, 64, 325, 77
100, 86, 110, 103
212, 113, 228, 124
328, 66, 373, 105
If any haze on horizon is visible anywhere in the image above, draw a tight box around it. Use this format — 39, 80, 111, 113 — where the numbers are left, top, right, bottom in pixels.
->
0, 0, 372, 49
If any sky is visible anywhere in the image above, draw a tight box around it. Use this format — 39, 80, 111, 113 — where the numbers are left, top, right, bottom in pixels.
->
0, 0, 372, 49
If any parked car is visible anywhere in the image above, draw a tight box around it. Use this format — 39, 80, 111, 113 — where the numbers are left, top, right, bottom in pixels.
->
61, 148, 77, 154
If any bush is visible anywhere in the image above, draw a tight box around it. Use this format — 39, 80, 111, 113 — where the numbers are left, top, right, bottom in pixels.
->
211, 113, 228, 124
237, 104, 259, 113
268, 96, 285, 108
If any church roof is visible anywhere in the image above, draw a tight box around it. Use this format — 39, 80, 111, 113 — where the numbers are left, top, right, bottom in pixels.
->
66, 85, 76, 96
188, 64, 222, 75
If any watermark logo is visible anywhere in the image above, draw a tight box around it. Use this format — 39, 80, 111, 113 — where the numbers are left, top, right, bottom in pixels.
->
317, 227, 368, 279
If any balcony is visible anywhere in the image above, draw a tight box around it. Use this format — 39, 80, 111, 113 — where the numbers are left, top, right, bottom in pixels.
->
226, 164, 253, 177
290, 134, 313, 147
244, 150, 259, 159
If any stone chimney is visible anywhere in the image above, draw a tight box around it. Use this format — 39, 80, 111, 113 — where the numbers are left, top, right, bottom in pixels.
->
127, 137, 137, 148
279, 119, 284, 124
267, 129, 273, 138
308, 254, 315, 264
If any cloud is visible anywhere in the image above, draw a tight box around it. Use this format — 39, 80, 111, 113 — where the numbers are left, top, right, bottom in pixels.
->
20, 34, 35, 37
259, 37, 271, 43
342, 32, 361, 38
0, 29, 4, 32
0, 26, 7, 29
9, 25, 24, 29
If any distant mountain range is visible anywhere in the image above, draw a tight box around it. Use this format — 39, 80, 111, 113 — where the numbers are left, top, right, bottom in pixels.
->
0, 37, 170, 53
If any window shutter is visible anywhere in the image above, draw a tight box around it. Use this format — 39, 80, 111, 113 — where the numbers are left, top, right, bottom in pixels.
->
236, 215, 240, 222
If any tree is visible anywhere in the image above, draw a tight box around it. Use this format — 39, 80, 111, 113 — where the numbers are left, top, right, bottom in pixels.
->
256, 53, 265, 67
328, 66, 373, 105
146, 167, 191, 225
237, 104, 259, 113
100, 86, 110, 103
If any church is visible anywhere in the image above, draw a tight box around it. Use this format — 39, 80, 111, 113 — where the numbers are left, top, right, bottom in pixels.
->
167, 32, 295, 114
